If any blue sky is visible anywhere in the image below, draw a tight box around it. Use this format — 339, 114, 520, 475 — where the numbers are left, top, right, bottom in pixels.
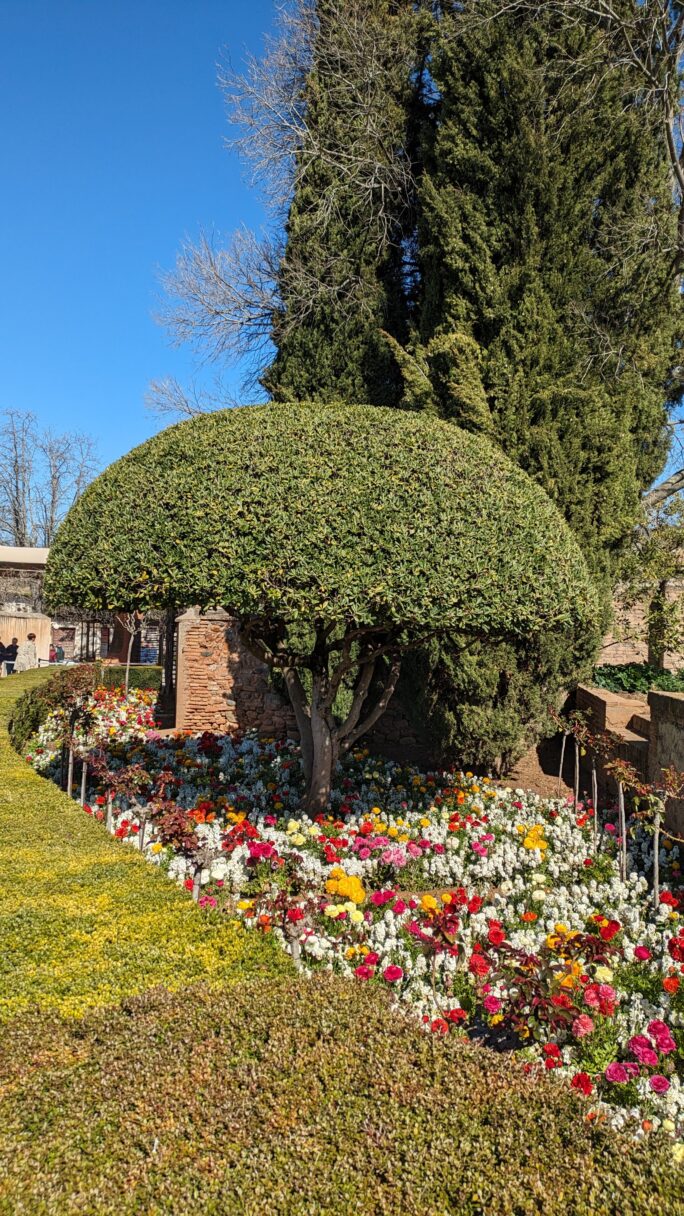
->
0, 0, 276, 466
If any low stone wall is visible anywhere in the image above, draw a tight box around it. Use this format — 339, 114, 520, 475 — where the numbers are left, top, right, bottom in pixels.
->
648, 690, 684, 835
173, 610, 428, 763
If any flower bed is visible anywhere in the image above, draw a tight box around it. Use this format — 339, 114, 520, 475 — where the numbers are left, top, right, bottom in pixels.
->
27, 691, 684, 1147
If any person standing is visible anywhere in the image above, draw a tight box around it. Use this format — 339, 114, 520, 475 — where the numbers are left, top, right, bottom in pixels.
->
4, 638, 18, 674
14, 633, 38, 673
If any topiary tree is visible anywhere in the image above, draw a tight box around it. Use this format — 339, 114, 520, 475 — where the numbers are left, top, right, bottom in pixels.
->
44, 404, 600, 811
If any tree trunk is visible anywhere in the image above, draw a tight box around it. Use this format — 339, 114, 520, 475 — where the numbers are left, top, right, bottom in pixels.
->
284, 668, 313, 783
125, 628, 135, 694
301, 676, 336, 814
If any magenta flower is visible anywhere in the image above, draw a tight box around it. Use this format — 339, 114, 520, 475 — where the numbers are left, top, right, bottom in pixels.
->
483, 995, 502, 1014
647, 1019, 676, 1054
649, 1074, 671, 1094
634, 946, 652, 961
354, 964, 374, 981
604, 1063, 629, 1084
406, 842, 423, 859
383, 964, 404, 983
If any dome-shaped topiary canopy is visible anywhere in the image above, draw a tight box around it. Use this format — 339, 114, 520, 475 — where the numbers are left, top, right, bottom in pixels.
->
45, 402, 596, 632
45, 403, 599, 810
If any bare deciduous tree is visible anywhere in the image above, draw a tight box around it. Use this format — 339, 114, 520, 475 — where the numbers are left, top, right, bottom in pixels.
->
151, 0, 421, 416
0, 409, 98, 547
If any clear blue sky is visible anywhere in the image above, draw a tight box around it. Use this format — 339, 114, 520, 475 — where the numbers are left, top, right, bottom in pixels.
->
0, 0, 276, 467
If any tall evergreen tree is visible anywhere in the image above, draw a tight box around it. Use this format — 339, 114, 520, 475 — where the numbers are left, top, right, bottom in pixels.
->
263, 0, 422, 405
413, 3, 683, 577
395, 2, 684, 767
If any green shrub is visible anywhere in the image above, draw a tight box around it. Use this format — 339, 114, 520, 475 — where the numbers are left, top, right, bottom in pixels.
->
592, 663, 684, 695
7, 664, 162, 754
0, 673, 288, 1021
0, 978, 681, 1216
44, 403, 600, 807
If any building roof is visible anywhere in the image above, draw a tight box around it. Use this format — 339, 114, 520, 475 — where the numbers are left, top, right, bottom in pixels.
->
0, 546, 49, 568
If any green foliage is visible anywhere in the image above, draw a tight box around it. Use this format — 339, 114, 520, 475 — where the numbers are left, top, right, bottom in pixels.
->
263, 1, 419, 406
415, 4, 682, 576
44, 405, 598, 662
403, 624, 599, 772
7, 665, 162, 754
1, 979, 682, 1216
0, 673, 287, 1021
592, 663, 684, 695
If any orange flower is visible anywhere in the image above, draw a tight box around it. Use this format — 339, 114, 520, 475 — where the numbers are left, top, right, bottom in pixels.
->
663, 975, 680, 995
521, 911, 538, 922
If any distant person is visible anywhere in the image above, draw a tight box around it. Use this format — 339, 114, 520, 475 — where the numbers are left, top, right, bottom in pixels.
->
55, 643, 65, 662
14, 633, 38, 673
49, 643, 57, 663
4, 638, 18, 674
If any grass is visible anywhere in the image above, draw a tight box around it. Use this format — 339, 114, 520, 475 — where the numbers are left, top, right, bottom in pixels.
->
1, 670, 682, 1215
0, 670, 288, 1021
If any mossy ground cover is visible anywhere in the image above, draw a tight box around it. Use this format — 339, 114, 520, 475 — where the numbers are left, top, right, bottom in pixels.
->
1, 672, 683, 1214
1, 979, 683, 1216
0, 671, 287, 1020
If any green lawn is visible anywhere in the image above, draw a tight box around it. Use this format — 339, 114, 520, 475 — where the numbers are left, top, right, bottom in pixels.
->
0, 671, 682, 1216
0, 670, 288, 1021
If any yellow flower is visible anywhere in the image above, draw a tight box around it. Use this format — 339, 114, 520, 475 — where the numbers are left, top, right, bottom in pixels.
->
150, 842, 163, 855
420, 817, 431, 829
350, 909, 364, 924
291, 833, 306, 846
441, 892, 452, 904
345, 946, 358, 960
594, 966, 613, 984
371, 806, 382, 814
399, 833, 409, 843
490, 1013, 504, 1026
421, 894, 439, 912
672, 1142, 684, 1165
237, 899, 254, 911
388, 826, 398, 838
308, 825, 319, 837
287, 819, 300, 833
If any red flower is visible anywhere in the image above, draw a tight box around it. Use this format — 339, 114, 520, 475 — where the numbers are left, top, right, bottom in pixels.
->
383, 965, 404, 983
660, 891, 680, 908
469, 954, 490, 977
286, 907, 305, 923
599, 919, 621, 942
431, 1018, 450, 1035
571, 1072, 593, 1096
543, 1043, 561, 1058
663, 975, 680, 995
487, 921, 506, 947
354, 964, 374, 981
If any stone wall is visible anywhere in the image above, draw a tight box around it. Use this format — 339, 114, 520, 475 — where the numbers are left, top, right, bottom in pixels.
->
175, 609, 298, 738
0, 564, 44, 614
173, 610, 428, 762
599, 580, 684, 670
648, 690, 684, 835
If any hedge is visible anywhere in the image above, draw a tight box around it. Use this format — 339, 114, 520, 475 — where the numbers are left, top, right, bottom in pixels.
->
0, 671, 288, 1021
0, 978, 682, 1216
592, 662, 684, 696
7, 663, 163, 753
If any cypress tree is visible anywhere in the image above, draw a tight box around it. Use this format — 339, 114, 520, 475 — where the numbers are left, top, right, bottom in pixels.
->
263, 0, 421, 405
398, 3, 684, 768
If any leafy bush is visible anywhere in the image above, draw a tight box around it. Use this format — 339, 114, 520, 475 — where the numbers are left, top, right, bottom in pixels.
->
44, 403, 600, 806
7, 664, 162, 754
592, 663, 684, 695
0, 978, 681, 1216
0, 673, 287, 1020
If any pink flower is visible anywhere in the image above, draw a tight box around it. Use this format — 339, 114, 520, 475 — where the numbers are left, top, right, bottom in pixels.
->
354, 964, 374, 981
629, 1035, 662, 1066
572, 1014, 595, 1039
471, 842, 488, 857
483, 995, 502, 1014
392, 899, 407, 916
381, 846, 407, 867
604, 1062, 629, 1084
364, 952, 379, 966
649, 1074, 670, 1094
383, 965, 404, 983
647, 1019, 676, 1054
370, 890, 395, 907
358, 847, 371, 860
406, 842, 423, 859
634, 946, 652, 961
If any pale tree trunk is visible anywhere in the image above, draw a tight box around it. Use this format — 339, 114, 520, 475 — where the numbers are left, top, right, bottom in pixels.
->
125, 628, 135, 694
301, 675, 337, 815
